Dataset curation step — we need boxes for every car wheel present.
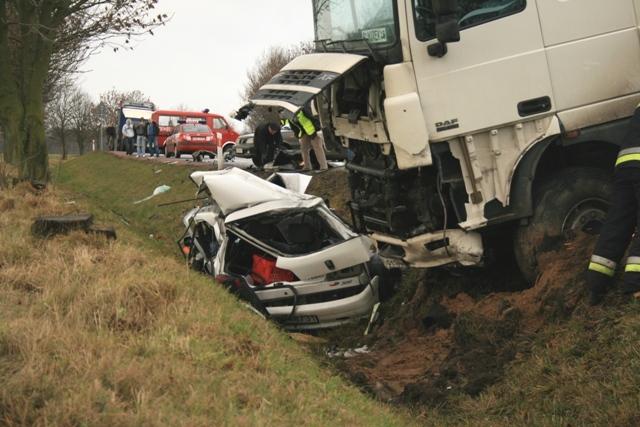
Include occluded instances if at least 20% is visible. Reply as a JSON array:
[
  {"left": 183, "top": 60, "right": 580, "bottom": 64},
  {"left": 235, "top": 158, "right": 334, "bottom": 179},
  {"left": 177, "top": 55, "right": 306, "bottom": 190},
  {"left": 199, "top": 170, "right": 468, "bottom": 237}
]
[
  {"left": 223, "top": 144, "right": 235, "bottom": 161},
  {"left": 513, "top": 167, "right": 612, "bottom": 283}
]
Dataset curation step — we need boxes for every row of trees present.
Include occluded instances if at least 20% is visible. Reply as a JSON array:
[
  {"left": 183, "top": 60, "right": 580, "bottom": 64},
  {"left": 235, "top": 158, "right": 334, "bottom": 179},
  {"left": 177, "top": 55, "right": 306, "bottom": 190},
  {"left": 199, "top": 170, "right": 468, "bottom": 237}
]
[{"left": 0, "top": 0, "right": 165, "bottom": 182}]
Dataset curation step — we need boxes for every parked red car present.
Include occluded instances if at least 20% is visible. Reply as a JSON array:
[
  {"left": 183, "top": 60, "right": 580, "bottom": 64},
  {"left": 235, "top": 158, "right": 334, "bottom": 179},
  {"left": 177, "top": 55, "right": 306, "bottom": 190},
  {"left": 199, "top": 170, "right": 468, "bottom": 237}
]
[
  {"left": 164, "top": 123, "right": 218, "bottom": 158},
  {"left": 152, "top": 110, "right": 239, "bottom": 151}
]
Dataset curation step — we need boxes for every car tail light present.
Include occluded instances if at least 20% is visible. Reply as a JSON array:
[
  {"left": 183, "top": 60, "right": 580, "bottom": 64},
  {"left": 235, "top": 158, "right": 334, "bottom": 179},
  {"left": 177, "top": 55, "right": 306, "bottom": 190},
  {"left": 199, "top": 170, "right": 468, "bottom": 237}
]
[
  {"left": 250, "top": 254, "right": 298, "bottom": 285},
  {"left": 184, "top": 134, "right": 192, "bottom": 142},
  {"left": 205, "top": 136, "right": 213, "bottom": 142}
]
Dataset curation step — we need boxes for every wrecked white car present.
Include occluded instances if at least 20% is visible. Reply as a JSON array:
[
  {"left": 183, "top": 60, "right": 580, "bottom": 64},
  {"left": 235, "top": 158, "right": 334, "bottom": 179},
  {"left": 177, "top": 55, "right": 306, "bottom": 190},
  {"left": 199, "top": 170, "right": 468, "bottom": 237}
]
[{"left": 179, "top": 167, "right": 381, "bottom": 330}]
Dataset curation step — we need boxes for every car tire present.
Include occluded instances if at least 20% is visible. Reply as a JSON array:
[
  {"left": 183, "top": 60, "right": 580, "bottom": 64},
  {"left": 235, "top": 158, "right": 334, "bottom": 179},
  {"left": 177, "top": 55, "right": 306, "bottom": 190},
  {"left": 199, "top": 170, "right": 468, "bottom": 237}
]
[
  {"left": 513, "top": 167, "right": 612, "bottom": 283},
  {"left": 223, "top": 144, "right": 235, "bottom": 161}
]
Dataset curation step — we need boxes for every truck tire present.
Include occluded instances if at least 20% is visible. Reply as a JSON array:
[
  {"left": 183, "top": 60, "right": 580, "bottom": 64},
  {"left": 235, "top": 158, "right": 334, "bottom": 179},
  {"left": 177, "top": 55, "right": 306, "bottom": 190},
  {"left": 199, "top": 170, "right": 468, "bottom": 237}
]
[{"left": 513, "top": 167, "right": 612, "bottom": 283}]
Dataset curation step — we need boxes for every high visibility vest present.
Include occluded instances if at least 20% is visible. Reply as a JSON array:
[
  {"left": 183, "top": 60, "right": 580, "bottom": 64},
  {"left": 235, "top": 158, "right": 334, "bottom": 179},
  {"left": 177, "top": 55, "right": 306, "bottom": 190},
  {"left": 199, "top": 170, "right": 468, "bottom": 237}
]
[
  {"left": 295, "top": 110, "right": 316, "bottom": 136},
  {"left": 281, "top": 118, "right": 304, "bottom": 138}
]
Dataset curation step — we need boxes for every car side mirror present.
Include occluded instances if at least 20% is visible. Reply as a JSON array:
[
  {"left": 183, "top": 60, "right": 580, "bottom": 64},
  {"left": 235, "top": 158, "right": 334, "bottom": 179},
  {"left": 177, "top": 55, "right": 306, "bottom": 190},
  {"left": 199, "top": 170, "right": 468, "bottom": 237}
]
[{"left": 428, "top": 0, "right": 460, "bottom": 58}]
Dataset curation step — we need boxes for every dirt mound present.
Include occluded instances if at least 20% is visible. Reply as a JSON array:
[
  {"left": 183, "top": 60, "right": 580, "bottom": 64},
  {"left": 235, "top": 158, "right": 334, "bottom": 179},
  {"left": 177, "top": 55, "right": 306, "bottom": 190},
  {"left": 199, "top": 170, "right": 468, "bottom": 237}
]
[
  {"left": 306, "top": 168, "right": 351, "bottom": 220},
  {"left": 344, "top": 234, "right": 595, "bottom": 405}
]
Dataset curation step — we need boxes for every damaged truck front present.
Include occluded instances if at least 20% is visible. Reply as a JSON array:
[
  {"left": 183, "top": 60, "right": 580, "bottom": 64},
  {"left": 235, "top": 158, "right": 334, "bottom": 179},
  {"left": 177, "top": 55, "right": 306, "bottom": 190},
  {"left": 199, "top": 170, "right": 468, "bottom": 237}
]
[{"left": 252, "top": 0, "right": 640, "bottom": 281}]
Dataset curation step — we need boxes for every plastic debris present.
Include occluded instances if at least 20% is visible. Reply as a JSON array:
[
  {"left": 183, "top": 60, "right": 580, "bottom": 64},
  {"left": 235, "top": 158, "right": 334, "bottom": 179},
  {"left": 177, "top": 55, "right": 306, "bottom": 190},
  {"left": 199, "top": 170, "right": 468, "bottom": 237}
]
[
  {"left": 133, "top": 185, "right": 171, "bottom": 204},
  {"left": 326, "top": 345, "right": 370, "bottom": 359}
]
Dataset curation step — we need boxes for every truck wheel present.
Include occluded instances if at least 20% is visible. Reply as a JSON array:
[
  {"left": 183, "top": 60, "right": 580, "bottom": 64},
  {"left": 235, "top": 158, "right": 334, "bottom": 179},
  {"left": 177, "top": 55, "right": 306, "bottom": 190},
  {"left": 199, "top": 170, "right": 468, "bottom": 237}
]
[{"left": 513, "top": 167, "right": 612, "bottom": 283}]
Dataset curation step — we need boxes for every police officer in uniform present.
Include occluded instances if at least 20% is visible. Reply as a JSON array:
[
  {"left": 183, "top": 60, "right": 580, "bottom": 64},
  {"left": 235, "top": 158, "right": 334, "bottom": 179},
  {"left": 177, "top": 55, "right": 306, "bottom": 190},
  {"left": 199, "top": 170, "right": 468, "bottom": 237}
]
[{"left": 587, "top": 107, "right": 640, "bottom": 304}]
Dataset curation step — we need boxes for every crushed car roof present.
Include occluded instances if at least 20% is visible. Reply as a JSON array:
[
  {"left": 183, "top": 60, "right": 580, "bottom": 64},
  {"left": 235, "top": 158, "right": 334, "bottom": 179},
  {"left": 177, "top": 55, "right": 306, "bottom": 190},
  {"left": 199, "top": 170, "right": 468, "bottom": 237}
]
[{"left": 190, "top": 168, "right": 321, "bottom": 219}]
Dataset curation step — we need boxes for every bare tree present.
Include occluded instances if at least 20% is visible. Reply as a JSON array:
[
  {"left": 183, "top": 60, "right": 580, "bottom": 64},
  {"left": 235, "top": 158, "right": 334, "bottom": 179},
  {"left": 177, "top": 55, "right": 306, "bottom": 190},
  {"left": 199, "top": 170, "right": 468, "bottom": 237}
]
[
  {"left": 240, "top": 43, "right": 314, "bottom": 129},
  {"left": 46, "top": 79, "right": 76, "bottom": 160},
  {"left": 69, "top": 90, "right": 94, "bottom": 155},
  {"left": 0, "top": 0, "right": 166, "bottom": 182},
  {"left": 173, "top": 103, "right": 192, "bottom": 112}
]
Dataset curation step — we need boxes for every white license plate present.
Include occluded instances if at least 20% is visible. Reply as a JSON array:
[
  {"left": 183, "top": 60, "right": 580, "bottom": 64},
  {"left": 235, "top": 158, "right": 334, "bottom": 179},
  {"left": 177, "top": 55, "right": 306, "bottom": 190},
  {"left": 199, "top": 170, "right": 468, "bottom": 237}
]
[{"left": 281, "top": 315, "right": 319, "bottom": 325}]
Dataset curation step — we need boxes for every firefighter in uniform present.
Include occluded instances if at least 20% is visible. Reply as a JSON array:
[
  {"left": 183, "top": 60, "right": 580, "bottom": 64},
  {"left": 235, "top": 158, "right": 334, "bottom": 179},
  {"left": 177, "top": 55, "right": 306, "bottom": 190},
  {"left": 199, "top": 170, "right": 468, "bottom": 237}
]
[{"left": 587, "top": 107, "right": 640, "bottom": 304}]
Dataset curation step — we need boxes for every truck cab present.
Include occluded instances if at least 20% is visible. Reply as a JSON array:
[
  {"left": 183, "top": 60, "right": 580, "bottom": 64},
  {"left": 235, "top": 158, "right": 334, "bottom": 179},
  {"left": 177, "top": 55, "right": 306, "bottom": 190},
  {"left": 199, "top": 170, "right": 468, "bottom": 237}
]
[{"left": 252, "top": 0, "right": 640, "bottom": 281}]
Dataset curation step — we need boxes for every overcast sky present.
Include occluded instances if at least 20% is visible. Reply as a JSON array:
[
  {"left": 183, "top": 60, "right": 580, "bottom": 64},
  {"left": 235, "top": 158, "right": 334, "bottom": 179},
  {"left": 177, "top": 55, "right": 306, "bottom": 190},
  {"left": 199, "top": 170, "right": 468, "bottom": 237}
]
[{"left": 79, "top": 0, "right": 314, "bottom": 116}]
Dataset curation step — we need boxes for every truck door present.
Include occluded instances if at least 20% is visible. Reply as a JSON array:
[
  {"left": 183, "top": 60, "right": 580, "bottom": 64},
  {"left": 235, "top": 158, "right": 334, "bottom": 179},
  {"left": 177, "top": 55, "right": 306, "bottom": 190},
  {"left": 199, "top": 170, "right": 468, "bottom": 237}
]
[
  {"left": 408, "top": 0, "right": 555, "bottom": 139},
  {"left": 537, "top": 0, "right": 640, "bottom": 131}
]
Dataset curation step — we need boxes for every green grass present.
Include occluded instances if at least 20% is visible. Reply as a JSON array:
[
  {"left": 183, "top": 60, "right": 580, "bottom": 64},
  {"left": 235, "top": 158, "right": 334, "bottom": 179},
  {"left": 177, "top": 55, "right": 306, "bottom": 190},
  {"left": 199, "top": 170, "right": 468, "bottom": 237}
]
[{"left": 0, "top": 154, "right": 411, "bottom": 426}]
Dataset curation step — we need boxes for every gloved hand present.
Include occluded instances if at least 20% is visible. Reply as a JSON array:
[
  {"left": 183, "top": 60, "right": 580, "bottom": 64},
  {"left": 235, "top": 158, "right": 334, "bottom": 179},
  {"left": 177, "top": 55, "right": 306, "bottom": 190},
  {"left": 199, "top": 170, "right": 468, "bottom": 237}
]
[{"left": 233, "top": 103, "right": 255, "bottom": 121}]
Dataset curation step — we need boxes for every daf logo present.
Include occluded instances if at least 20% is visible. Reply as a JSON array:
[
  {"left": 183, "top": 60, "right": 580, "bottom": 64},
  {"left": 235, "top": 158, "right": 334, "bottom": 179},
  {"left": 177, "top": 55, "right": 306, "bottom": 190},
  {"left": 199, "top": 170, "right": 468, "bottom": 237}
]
[
  {"left": 317, "top": 73, "right": 335, "bottom": 81},
  {"left": 436, "top": 118, "right": 460, "bottom": 132}
]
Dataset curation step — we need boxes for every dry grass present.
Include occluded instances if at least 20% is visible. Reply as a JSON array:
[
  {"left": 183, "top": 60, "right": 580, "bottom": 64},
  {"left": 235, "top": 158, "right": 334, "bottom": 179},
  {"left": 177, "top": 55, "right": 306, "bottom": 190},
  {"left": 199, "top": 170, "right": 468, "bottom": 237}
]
[{"left": 0, "top": 182, "right": 409, "bottom": 426}]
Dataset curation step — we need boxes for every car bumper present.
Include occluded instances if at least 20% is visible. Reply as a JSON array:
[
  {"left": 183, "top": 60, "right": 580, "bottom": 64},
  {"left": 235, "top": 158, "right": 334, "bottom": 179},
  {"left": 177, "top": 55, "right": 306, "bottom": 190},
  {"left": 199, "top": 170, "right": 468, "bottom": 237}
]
[
  {"left": 373, "top": 230, "right": 484, "bottom": 269},
  {"left": 234, "top": 145, "right": 254, "bottom": 158},
  {"left": 178, "top": 143, "right": 218, "bottom": 153},
  {"left": 264, "top": 276, "right": 379, "bottom": 330}
]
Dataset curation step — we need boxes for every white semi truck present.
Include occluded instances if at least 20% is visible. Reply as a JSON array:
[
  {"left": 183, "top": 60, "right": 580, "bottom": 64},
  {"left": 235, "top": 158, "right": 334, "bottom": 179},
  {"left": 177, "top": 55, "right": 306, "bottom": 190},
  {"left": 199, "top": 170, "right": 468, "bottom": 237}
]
[{"left": 251, "top": 0, "right": 640, "bottom": 281}]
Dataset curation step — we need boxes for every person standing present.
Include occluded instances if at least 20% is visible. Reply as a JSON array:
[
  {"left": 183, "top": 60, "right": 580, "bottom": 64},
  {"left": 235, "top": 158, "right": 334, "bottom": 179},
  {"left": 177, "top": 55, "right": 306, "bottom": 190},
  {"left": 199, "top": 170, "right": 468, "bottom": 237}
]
[
  {"left": 134, "top": 119, "right": 147, "bottom": 157},
  {"left": 122, "top": 119, "right": 135, "bottom": 155},
  {"left": 586, "top": 107, "right": 640, "bottom": 304},
  {"left": 147, "top": 120, "right": 160, "bottom": 157},
  {"left": 293, "top": 102, "right": 328, "bottom": 172},
  {"left": 252, "top": 122, "right": 281, "bottom": 169},
  {"left": 106, "top": 125, "right": 116, "bottom": 151}
]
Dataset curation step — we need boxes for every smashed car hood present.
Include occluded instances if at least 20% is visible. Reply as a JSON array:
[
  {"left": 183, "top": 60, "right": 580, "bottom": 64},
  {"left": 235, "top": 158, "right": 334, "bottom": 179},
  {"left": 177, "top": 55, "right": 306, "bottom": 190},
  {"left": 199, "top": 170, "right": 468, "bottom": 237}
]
[
  {"left": 190, "top": 168, "right": 321, "bottom": 218},
  {"left": 251, "top": 53, "right": 367, "bottom": 114},
  {"left": 266, "top": 172, "right": 313, "bottom": 194}
]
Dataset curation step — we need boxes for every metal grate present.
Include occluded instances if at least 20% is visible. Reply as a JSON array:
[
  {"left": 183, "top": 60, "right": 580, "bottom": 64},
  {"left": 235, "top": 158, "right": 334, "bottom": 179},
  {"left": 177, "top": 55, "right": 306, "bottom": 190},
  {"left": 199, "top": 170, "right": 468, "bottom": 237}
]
[
  {"left": 258, "top": 89, "right": 299, "bottom": 101},
  {"left": 271, "top": 70, "right": 322, "bottom": 86}
]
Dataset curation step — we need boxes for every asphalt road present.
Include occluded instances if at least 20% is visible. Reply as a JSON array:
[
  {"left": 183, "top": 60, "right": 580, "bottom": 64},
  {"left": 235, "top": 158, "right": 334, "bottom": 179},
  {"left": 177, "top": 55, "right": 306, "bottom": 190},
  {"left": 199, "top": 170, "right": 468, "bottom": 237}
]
[{"left": 110, "top": 150, "right": 255, "bottom": 170}]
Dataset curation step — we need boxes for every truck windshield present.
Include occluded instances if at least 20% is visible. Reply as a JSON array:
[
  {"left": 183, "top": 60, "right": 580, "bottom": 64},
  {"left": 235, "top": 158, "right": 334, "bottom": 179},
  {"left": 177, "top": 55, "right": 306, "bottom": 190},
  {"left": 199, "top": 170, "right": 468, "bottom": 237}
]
[{"left": 314, "top": 0, "right": 397, "bottom": 47}]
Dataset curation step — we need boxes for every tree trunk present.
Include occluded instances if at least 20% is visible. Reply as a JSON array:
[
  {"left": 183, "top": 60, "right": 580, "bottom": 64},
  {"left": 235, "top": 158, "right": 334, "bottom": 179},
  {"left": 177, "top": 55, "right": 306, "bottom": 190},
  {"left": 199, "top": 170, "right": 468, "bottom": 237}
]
[
  {"left": 76, "top": 130, "right": 85, "bottom": 155},
  {"left": 0, "top": 0, "right": 20, "bottom": 165},
  {"left": 14, "top": 5, "right": 53, "bottom": 182},
  {"left": 60, "top": 132, "right": 67, "bottom": 160}
]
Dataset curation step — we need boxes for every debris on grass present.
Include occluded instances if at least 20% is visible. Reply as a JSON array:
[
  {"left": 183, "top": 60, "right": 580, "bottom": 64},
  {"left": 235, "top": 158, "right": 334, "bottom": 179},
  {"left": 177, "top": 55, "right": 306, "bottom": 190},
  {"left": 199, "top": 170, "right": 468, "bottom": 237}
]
[
  {"left": 31, "top": 214, "right": 116, "bottom": 240},
  {"left": 133, "top": 184, "right": 171, "bottom": 204}
]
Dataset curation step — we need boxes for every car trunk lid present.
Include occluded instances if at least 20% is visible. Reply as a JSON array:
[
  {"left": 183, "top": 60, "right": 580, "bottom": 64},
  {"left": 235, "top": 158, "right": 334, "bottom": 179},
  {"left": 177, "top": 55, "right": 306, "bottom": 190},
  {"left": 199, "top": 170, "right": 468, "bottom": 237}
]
[{"left": 190, "top": 168, "right": 319, "bottom": 216}]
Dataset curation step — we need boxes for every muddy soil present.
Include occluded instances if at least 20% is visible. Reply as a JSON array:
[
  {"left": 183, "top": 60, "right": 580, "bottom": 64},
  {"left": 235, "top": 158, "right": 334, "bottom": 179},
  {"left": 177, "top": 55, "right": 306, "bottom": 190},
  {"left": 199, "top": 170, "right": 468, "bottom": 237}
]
[
  {"left": 300, "top": 168, "right": 597, "bottom": 407},
  {"left": 336, "top": 235, "right": 594, "bottom": 406}
]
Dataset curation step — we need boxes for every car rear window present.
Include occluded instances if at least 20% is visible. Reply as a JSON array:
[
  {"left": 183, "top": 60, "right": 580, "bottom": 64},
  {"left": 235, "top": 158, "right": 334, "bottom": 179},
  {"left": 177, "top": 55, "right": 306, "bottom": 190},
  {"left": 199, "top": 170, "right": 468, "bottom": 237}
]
[{"left": 182, "top": 124, "right": 211, "bottom": 133}]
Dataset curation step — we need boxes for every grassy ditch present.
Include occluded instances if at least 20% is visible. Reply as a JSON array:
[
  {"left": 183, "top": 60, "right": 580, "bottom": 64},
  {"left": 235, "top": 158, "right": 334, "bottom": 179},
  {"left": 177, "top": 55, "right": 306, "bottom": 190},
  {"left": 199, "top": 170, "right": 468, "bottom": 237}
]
[
  {"left": 50, "top": 153, "right": 640, "bottom": 425},
  {"left": 0, "top": 155, "right": 410, "bottom": 426}
]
